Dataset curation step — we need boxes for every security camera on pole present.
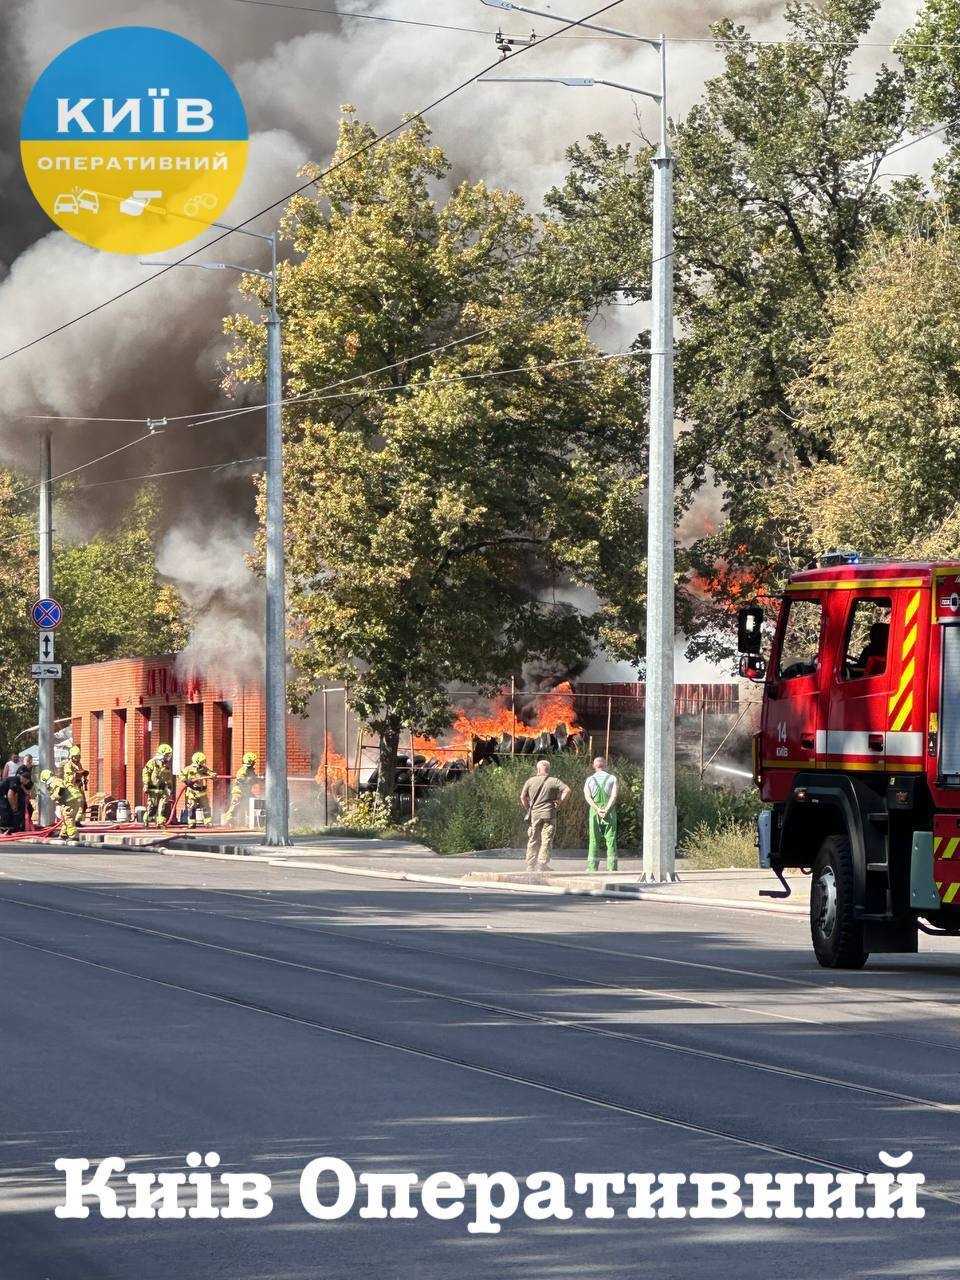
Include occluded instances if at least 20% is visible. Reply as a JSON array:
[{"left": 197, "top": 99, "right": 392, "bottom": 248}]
[{"left": 479, "top": 3, "right": 678, "bottom": 882}]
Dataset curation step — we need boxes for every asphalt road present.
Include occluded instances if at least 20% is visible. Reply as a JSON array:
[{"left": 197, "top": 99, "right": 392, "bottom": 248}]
[{"left": 4, "top": 848, "right": 960, "bottom": 1279}]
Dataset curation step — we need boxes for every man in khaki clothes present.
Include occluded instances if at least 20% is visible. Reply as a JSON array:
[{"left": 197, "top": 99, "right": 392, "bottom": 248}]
[{"left": 519, "top": 760, "right": 571, "bottom": 874}]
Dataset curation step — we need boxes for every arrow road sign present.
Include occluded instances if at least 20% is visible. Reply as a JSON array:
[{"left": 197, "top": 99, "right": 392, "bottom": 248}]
[
  {"left": 39, "top": 631, "right": 55, "bottom": 661},
  {"left": 30, "top": 662, "right": 62, "bottom": 680},
  {"left": 31, "top": 598, "right": 62, "bottom": 630}
]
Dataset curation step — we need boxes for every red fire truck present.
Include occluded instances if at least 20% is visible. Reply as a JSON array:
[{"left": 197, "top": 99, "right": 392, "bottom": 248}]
[{"left": 739, "top": 553, "right": 960, "bottom": 968}]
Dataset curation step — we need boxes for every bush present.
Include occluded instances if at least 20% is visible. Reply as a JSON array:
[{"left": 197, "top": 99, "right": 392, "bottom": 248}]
[
  {"left": 412, "top": 754, "right": 760, "bottom": 856},
  {"left": 679, "top": 819, "right": 757, "bottom": 868},
  {"left": 334, "top": 792, "right": 393, "bottom": 834}
]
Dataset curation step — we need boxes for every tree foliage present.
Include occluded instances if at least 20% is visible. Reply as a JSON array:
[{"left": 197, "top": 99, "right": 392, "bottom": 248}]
[
  {"left": 224, "top": 111, "right": 647, "bottom": 795},
  {"left": 0, "top": 482, "right": 188, "bottom": 751},
  {"left": 541, "top": 0, "right": 926, "bottom": 653}
]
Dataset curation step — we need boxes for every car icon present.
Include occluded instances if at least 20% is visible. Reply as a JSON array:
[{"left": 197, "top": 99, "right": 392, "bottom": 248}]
[
  {"left": 76, "top": 190, "right": 100, "bottom": 213},
  {"left": 53, "top": 193, "right": 79, "bottom": 215}
]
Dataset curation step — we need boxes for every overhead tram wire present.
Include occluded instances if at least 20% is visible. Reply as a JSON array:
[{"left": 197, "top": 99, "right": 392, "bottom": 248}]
[
  {"left": 6, "top": 343, "right": 650, "bottom": 505},
  {"left": 0, "top": 0, "right": 627, "bottom": 370},
  {"left": 177, "top": 347, "right": 653, "bottom": 432},
  {"left": 222, "top": 1, "right": 960, "bottom": 50},
  {"left": 0, "top": 457, "right": 267, "bottom": 551},
  {"left": 26, "top": 239, "right": 684, "bottom": 432}
]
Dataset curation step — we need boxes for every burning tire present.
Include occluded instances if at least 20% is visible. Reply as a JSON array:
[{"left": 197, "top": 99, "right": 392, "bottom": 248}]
[{"left": 810, "top": 834, "right": 868, "bottom": 969}]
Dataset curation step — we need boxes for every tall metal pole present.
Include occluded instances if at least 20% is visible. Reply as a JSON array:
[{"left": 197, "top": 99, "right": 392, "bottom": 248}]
[
  {"left": 264, "top": 233, "right": 290, "bottom": 845},
  {"left": 641, "top": 35, "right": 677, "bottom": 883},
  {"left": 38, "top": 433, "right": 54, "bottom": 824},
  {"left": 322, "top": 686, "right": 329, "bottom": 826}
]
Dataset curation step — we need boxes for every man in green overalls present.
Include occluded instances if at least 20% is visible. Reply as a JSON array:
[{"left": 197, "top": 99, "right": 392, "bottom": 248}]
[{"left": 584, "top": 756, "right": 619, "bottom": 872}]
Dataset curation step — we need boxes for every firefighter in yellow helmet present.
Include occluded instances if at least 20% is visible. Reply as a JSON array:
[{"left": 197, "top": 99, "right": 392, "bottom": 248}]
[
  {"left": 40, "top": 768, "right": 82, "bottom": 841},
  {"left": 223, "top": 751, "right": 258, "bottom": 827},
  {"left": 179, "top": 750, "right": 215, "bottom": 828},
  {"left": 62, "top": 745, "right": 89, "bottom": 822},
  {"left": 142, "top": 744, "right": 174, "bottom": 827}
]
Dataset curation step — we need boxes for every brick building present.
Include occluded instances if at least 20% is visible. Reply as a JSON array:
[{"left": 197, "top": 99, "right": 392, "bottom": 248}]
[{"left": 70, "top": 656, "right": 312, "bottom": 813}]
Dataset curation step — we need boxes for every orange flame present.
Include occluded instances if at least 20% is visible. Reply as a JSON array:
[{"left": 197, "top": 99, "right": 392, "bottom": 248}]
[
  {"left": 411, "top": 734, "right": 465, "bottom": 763},
  {"left": 315, "top": 733, "right": 348, "bottom": 788},
  {"left": 449, "top": 682, "right": 581, "bottom": 748},
  {"left": 531, "top": 681, "right": 578, "bottom": 734}
]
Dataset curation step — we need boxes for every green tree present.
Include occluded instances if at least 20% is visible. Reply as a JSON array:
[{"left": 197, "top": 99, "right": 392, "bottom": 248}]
[
  {"left": 55, "top": 486, "right": 189, "bottom": 675},
  {"left": 796, "top": 223, "right": 960, "bottom": 556},
  {"left": 540, "top": 0, "right": 924, "bottom": 650},
  {"left": 0, "top": 472, "right": 41, "bottom": 750},
  {"left": 899, "top": 0, "right": 960, "bottom": 139},
  {"left": 0, "top": 481, "right": 188, "bottom": 752},
  {"left": 224, "top": 111, "right": 647, "bottom": 799}
]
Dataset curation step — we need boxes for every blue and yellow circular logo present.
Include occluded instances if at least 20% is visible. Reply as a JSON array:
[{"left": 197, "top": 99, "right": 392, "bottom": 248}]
[{"left": 21, "top": 26, "right": 249, "bottom": 255}]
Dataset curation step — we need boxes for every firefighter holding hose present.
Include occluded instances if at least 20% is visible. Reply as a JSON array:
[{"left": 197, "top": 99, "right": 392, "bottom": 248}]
[
  {"left": 39, "top": 768, "right": 82, "bottom": 842},
  {"left": 142, "top": 744, "right": 174, "bottom": 827},
  {"left": 179, "top": 751, "right": 215, "bottom": 827},
  {"left": 62, "top": 745, "right": 89, "bottom": 821},
  {"left": 223, "top": 752, "right": 258, "bottom": 827}
]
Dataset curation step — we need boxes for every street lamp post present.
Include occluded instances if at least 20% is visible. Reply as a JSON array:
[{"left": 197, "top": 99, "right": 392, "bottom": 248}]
[
  {"left": 480, "top": 13, "right": 677, "bottom": 881},
  {"left": 141, "top": 226, "right": 290, "bottom": 845}
]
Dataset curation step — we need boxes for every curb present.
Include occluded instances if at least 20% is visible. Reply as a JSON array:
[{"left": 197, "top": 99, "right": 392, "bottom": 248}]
[{"left": 155, "top": 845, "right": 809, "bottom": 914}]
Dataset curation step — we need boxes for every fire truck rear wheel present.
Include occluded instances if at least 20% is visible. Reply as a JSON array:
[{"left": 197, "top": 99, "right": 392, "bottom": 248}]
[{"left": 811, "top": 834, "right": 868, "bottom": 969}]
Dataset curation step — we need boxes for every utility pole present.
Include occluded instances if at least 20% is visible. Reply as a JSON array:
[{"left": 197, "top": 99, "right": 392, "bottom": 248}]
[
  {"left": 264, "top": 231, "right": 290, "bottom": 845},
  {"left": 479, "top": 16, "right": 678, "bottom": 880},
  {"left": 38, "top": 433, "right": 54, "bottom": 824},
  {"left": 140, "top": 222, "right": 291, "bottom": 846},
  {"left": 641, "top": 35, "right": 678, "bottom": 883}
]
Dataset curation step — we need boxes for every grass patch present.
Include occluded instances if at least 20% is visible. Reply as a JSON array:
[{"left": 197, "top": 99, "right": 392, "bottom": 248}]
[
  {"left": 412, "top": 754, "right": 762, "bottom": 856},
  {"left": 679, "top": 819, "right": 758, "bottom": 869}
]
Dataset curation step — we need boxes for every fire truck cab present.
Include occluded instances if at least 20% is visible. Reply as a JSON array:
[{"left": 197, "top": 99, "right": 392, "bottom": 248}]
[{"left": 740, "top": 554, "right": 960, "bottom": 968}]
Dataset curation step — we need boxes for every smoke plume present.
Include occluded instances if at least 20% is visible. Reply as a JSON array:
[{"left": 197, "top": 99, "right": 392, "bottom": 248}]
[
  {"left": 156, "top": 519, "right": 265, "bottom": 683},
  {"left": 0, "top": 0, "right": 930, "bottom": 680}
]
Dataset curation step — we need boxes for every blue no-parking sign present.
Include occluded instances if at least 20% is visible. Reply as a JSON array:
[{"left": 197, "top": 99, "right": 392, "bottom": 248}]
[{"left": 31, "top": 597, "right": 62, "bottom": 630}]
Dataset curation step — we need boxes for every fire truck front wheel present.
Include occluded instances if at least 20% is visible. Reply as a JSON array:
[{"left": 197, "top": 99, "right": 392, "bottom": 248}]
[{"left": 811, "top": 834, "right": 868, "bottom": 969}]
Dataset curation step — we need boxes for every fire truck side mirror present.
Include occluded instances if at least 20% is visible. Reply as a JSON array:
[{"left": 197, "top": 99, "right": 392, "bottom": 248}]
[
  {"left": 739, "top": 653, "right": 767, "bottom": 682},
  {"left": 737, "top": 604, "right": 765, "bottom": 655}
]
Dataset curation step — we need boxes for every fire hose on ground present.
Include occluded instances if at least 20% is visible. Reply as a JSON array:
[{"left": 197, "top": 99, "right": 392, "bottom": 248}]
[{"left": 0, "top": 776, "right": 256, "bottom": 843}]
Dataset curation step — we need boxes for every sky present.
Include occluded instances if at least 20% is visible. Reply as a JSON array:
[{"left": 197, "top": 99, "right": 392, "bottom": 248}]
[{"left": 0, "top": 0, "right": 940, "bottom": 682}]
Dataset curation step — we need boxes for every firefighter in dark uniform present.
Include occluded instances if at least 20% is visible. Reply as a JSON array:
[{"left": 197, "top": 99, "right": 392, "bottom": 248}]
[
  {"left": 0, "top": 768, "right": 27, "bottom": 833},
  {"left": 223, "top": 752, "right": 258, "bottom": 826},
  {"left": 179, "top": 751, "right": 215, "bottom": 827}
]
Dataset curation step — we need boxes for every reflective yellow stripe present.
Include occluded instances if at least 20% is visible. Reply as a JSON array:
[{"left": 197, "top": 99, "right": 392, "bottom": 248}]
[
  {"left": 901, "top": 625, "right": 917, "bottom": 660},
  {"left": 904, "top": 591, "right": 921, "bottom": 626},
  {"left": 888, "top": 658, "right": 916, "bottom": 714},
  {"left": 944, "top": 882, "right": 960, "bottom": 904},
  {"left": 934, "top": 836, "right": 944, "bottom": 854},
  {"left": 783, "top": 578, "right": 926, "bottom": 591},
  {"left": 937, "top": 881, "right": 944, "bottom": 893},
  {"left": 891, "top": 693, "right": 914, "bottom": 733},
  {"left": 943, "top": 837, "right": 960, "bottom": 860}
]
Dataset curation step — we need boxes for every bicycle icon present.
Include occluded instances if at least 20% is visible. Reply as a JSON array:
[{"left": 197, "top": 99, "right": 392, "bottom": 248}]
[{"left": 183, "top": 193, "right": 219, "bottom": 219}]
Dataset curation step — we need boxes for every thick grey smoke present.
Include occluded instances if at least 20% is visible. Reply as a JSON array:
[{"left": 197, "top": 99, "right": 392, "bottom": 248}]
[
  {"left": 0, "top": 0, "right": 932, "bottom": 680},
  {"left": 156, "top": 519, "right": 265, "bottom": 682}
]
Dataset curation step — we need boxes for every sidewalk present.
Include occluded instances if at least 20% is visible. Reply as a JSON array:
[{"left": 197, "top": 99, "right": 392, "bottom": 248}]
[{"left": 143, "top": 831, "right": 809, "bottom": 916}]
